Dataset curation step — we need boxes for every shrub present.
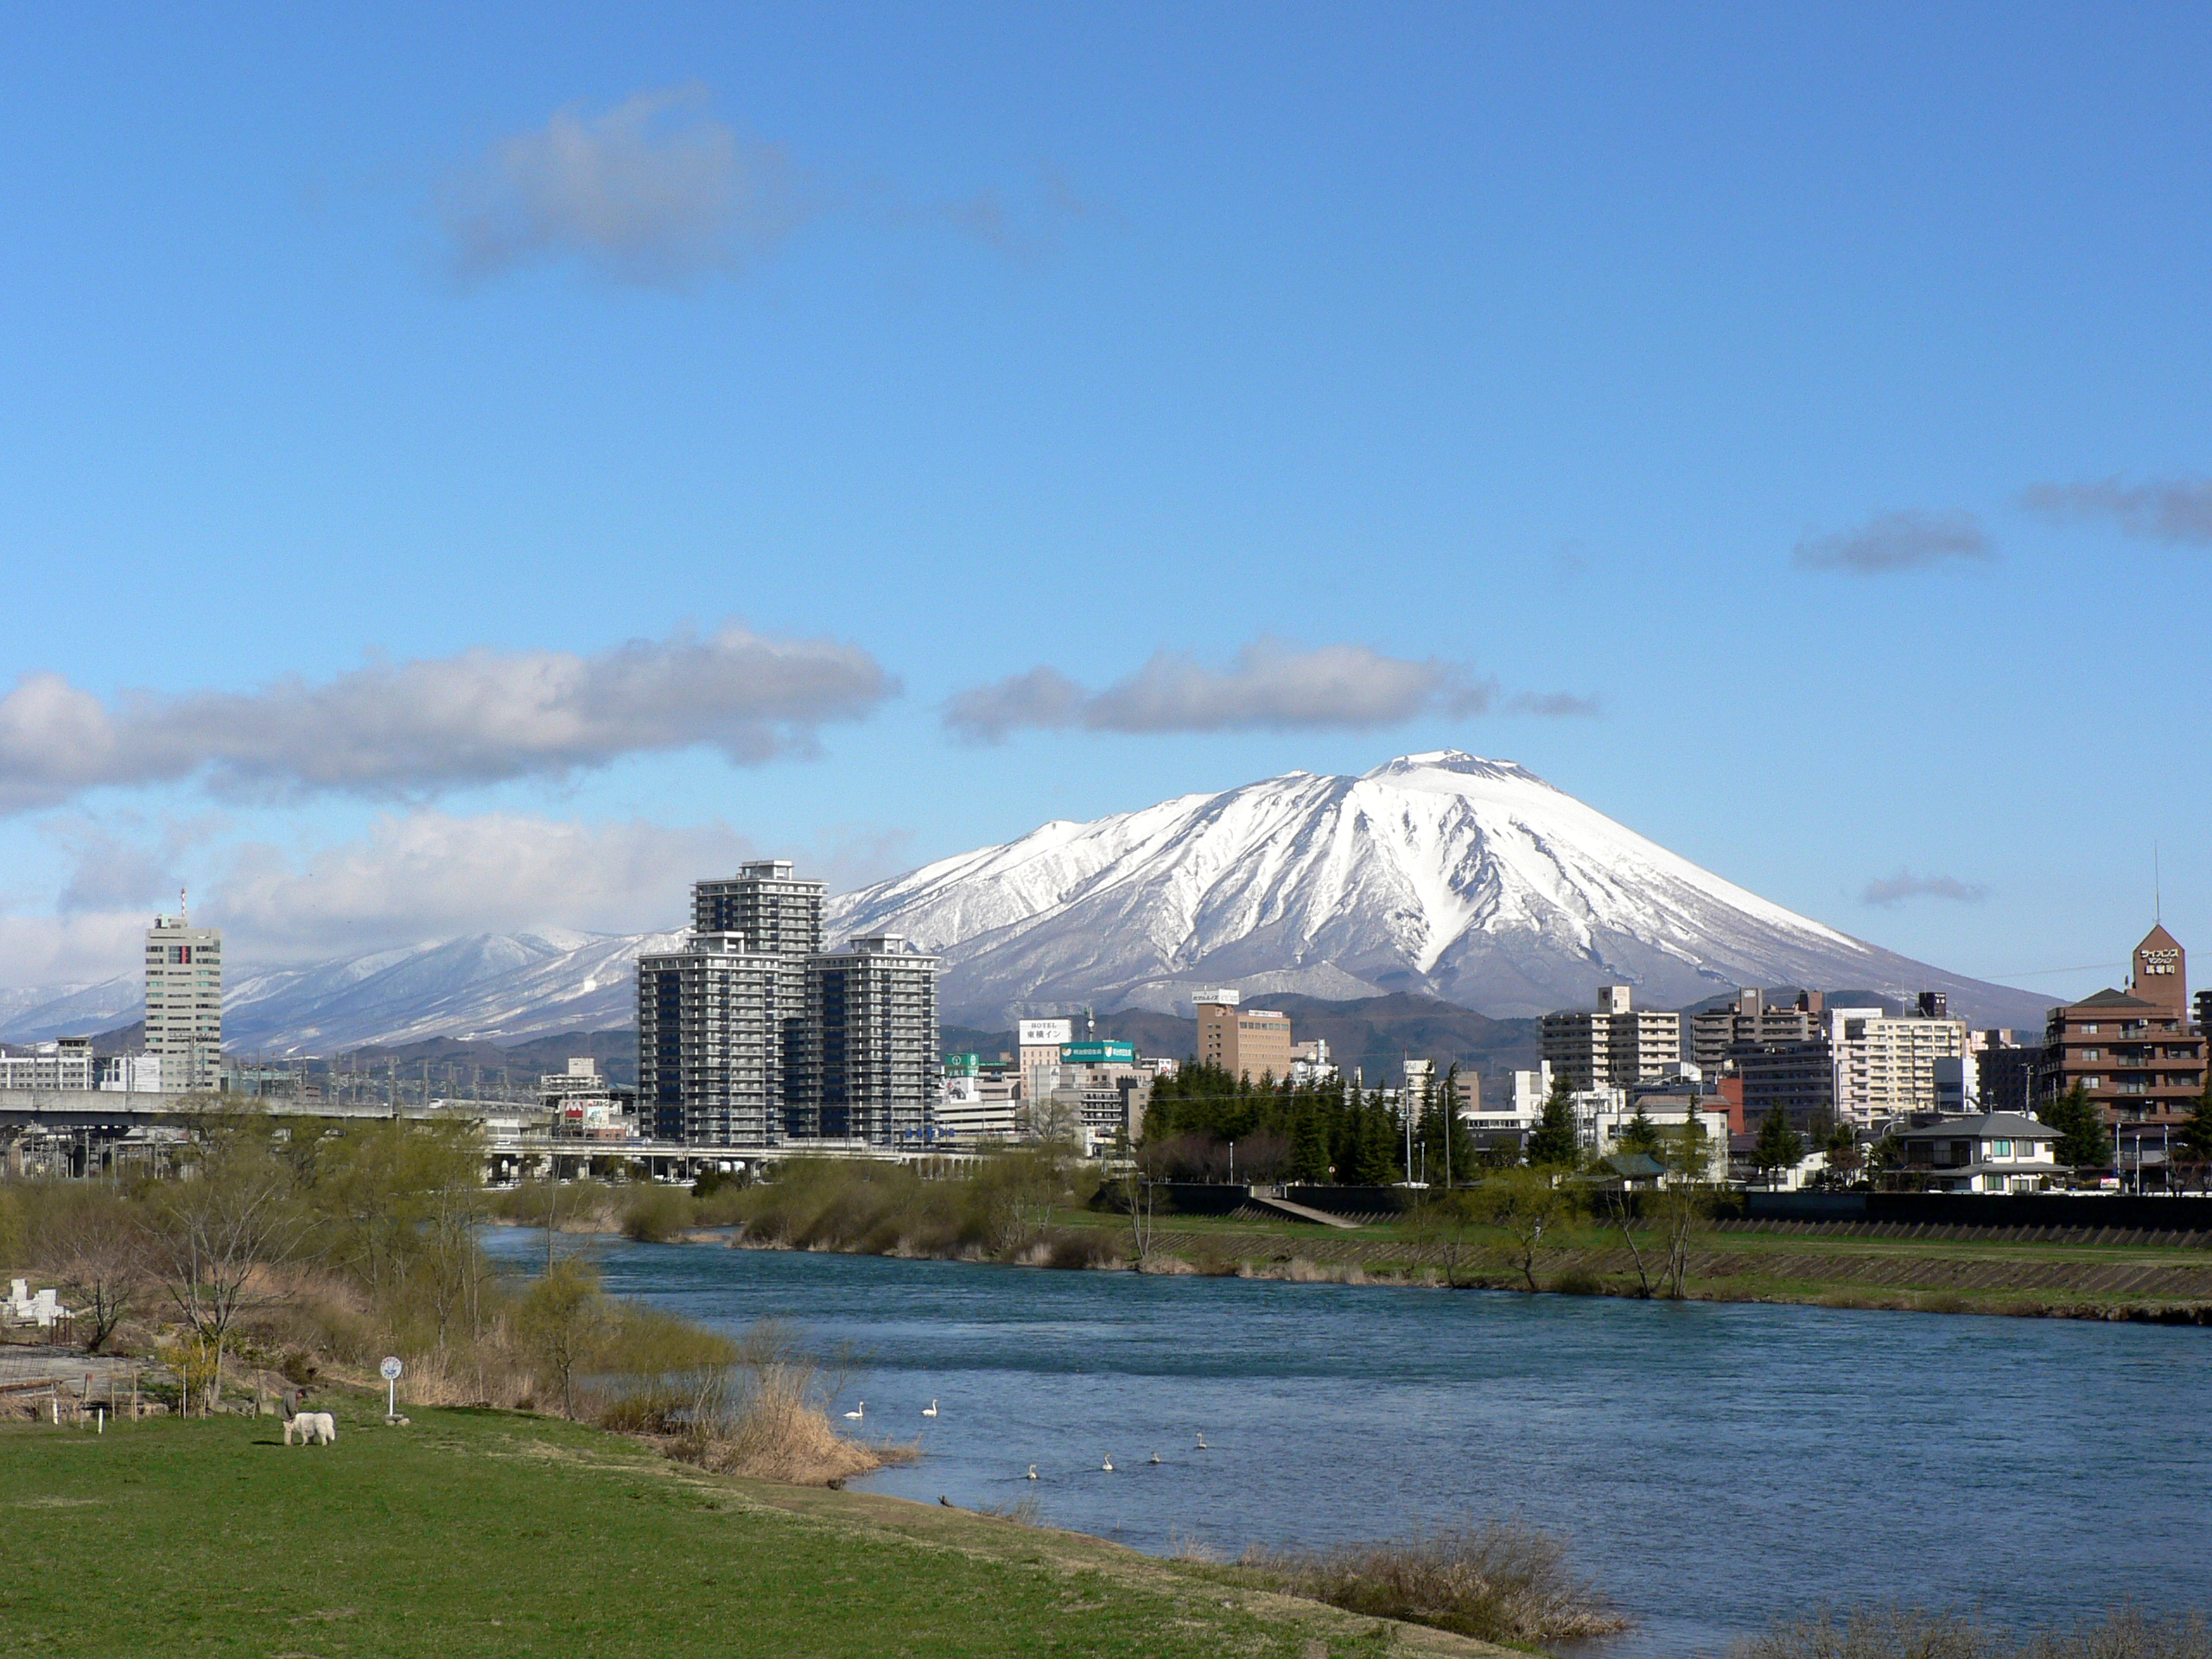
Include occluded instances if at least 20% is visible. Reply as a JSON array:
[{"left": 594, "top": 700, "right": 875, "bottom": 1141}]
[
  {"left": 621, "top": 1185, "right": 692, "bottom": 1243},
  {"left": 1549, "top": 1267, "right": 1602, "bottom": 1296},
  {"left": 1245, "top": 1520, "right": 1625, "bottom": 1645},
  {"left": 658, "top": 1321, "right": 915, "bottom": 1487},
  {"left": 1042, "top": 1230, "right": 1123, "bottom": 1271}
]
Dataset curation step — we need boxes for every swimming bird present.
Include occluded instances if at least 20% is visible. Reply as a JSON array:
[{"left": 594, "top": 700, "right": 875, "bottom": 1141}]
[
  {"left": 1148, "top": 1452, "right": 1162, "bottom": 1465},
  {"left": 923, "top": 1399, "right": 938, "bottom": 1418},
  {"left": 1026, "top": 1464, "right": 1038, "bottom": 1480},
  {"left": 1102, "top": 1456, "right": 1115, "bottom": 1472},
  {"left": 1194, "top": 1433, "right": 1208, "bottom": 1449},
  {"left": 843, "top": 1401, "right": 864, "bottom": 1421}
]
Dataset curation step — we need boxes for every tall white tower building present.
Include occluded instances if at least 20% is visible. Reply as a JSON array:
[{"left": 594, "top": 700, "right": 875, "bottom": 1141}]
[{"left": 146, "top": 905, "right": 222, "bottom": 1093}]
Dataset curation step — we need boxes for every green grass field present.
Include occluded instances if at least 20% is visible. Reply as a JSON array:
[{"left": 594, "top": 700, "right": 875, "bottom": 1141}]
[{"left": 0, "top": 1402, "right": 1491, "bottom": 1659}]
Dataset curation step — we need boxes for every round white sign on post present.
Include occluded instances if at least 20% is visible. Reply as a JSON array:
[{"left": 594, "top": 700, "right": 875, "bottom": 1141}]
[{"left": 380, "top": 1357, "right": 404, "bottom": 1382}]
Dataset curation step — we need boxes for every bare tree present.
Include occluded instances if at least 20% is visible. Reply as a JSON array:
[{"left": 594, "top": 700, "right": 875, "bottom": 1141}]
[
  {"left": 1409, "top": 1188, "right": 1481, "bottom": 1288},
  {"left": 1479, "top": 1168, "right": 1576, "bottom": 1293},
  {"left": 1117, "top": 1139, "right": 1170, "bottom": 1268},
  {"left": 151, "top": 1130, "right": 306, "bottom": 1410},
  {"left": 517, "top": 1255, "right": 608, "bottom": 1419},
  {"left": 42, "top": 1193, "right": 149, "bottom": 1353}
]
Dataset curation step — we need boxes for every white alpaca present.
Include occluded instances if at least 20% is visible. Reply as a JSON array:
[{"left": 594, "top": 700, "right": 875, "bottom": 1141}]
[{"left": 284, "top": 1410, "right": 337, "bottom": 1446}]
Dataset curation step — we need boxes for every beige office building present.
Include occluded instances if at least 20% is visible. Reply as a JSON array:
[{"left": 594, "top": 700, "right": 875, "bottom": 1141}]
[
  {"left": 146, "top": 913, "right": 222, "bottom": 1093},
  {"left": 1194, "top": 989, "right": 1294, "bottom": 1083}
]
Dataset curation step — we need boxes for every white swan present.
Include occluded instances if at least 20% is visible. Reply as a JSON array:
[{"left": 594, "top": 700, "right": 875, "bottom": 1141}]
[
  {"left": 1148, "top": 1452, "right": 1161, "bottom": 1465},
  {"left": 1102, "top": 1455, "right": 1115, "bottom": 1472},
  {"left": 922, "top": 1399, "right": 938, "bottom": 1418},
  {"left": 842, "top": 1401, "right": 864, "bottom": 1421},
  {"left": 1026, "top": 1464, "right": 1039, "bottom": 1480},
  {"left": 1194, "top": 1433, "right": 1208, "bottom": 1449}
]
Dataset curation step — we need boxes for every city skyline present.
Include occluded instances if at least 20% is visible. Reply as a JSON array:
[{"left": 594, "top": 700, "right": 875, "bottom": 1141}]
[{"left": 3, "top": 7, "right": 2209, "bottom": 1001}]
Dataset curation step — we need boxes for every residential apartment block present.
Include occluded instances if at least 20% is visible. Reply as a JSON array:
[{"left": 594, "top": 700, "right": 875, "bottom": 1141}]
[
  {"left": 635, "top": 931, "right": 791, "bottom": 1146},
  {"left": 1541, "top": 985, "right": 1681, "bottom": 1090},
  {"left": 638, "top": 866, "right": 939, "bottom": 1149},
  {"left": 794, "top": 934, "right": 940, "bottom": 1145},
  {"left": 1832, "top": 1010, "right": 1970, "bottom": 1126},
  {"left": 2040, "top": 925, "right": 2205, "bottom": 1126}
]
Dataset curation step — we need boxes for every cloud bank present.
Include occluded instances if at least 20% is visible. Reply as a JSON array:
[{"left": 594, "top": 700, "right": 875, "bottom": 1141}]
[
  {"left": 944, "top": 640, "right": 1502, "bottom": 743},
  {"left": 1860, "top": 868, "right": 1989, "bottom": 907},
  {"left": 0, "top": 624, "right": 894, "bottom": 812},
  {"left": 441, "top": 86, "right": 812, "bottom": 287},
  {"left": 2018, "top": 476, "right": 2212, "bottom": 544},
  {"left": 1794, "top": 511, "right": 1993, "bottom": 574}
]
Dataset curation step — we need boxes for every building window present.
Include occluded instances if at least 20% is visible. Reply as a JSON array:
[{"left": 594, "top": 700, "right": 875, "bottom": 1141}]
[
  {"left": 1991, "top": 1139, "right": 2012, "bottom": 1157},
  {"left": 2081, "top": 1049, "right": 2101, "bottom": 1061}
]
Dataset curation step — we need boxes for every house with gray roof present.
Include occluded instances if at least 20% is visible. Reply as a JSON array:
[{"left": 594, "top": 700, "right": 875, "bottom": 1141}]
[{"left": 1895, "top": 1111, "right": 2064, "bottom": 1193}]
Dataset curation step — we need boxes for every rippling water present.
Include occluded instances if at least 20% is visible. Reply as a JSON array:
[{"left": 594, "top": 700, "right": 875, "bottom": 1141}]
[{"left": 490, "top": 1231, "right": 2211, "bottom": 1654}]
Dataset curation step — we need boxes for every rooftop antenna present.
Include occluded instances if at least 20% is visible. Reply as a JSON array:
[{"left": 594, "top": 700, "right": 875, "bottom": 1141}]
[
  {"left": 179, "top": 886, "right": 188, "bottom": 925},
  {"left": 2154, "top": 842, "right": 2161, "bottom": 925}
]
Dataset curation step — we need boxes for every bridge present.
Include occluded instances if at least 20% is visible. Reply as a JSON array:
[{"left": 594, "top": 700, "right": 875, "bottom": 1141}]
[{"left": 0, "top": 1090, "right": 989, "bottom": 1181}]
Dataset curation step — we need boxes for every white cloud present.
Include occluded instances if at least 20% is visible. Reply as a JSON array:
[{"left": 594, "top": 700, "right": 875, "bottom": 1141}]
[
  {"left": 1794, "top": 511, "right": 1993, "bottom": 574},
  {"left": 944, "top": 639, "right": 1495, "bottom": 743},
  {"left": 0, "top": 623, "right": 895, "bottom": 813},
  {"left": 2019, "top": 476, "right": 2212, "bottom": 544},
  {"left": 210, "top": 812, "right": 757, "bottom": 955},
  {"left": 440, "top": 86, "right": 812, "bottom": 287},
  {"left": 1, "top": 808, "right": 925, "bottom": 988},
  {"left": 1507, "top": 690, "right": 1600, "bottom": 718},
  {"left": 1861, "top": 868, "right": 1990, "bottom": 906}
]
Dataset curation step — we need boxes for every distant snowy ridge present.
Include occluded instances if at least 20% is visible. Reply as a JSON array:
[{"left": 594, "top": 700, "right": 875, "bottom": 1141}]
[{"left": 0, "top": 752, "right": 2048, "bottom": 1050}]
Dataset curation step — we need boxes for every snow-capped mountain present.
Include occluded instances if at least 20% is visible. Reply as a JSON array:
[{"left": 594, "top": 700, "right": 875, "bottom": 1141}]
[
  {"left": 0, "top": 752, "right": 2047, "bottom": 1051},
  {"left": 0, "top": 930, "right": 682, "bottom": 1055},
  {"left": 825, "top": 752, "right": 2048, "bottom": 1027}
]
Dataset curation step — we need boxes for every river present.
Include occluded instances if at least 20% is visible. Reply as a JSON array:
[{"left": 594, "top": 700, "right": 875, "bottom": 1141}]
[{"left": 492, "top": 1232, "right": 2211, "bottom": 1654}]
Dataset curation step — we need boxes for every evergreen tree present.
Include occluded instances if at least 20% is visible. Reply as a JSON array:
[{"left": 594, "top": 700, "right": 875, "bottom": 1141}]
[
  {"left": 2045, "top": 1084, "right": 2111, "bottom": 1172},
  {"left": 1751, "top": 1105, "right": 1804, "bottom": 1187},
  {"left": 1525, "top": 1071, "right": 1581, "bottom": 1168},
  {"left": 1349, "top": 1096, "right": 1402, "bottom": 1184},
  {"left": 1620, "top": 1103, "right": 1660, "bottom": 1155},
  {"left": 1287, "top": 1105, "right": 1332, "bottom": 1184}
]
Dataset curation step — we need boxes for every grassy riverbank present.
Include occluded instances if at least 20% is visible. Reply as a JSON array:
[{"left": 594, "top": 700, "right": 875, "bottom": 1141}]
[
  {"left": 1075, "top": 1211, "right": 2212, "bottom": 1319},
  {"left": 0, "top": 1399, "right": 1502, "bottom": 1659}
]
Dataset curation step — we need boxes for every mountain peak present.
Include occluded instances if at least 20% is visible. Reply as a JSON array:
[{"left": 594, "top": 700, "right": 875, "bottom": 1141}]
[{"left": 1360, "top": 750, "right": 1541, "bottom": 785}]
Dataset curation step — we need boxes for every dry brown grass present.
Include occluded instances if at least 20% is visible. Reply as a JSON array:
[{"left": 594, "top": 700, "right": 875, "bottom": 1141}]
[
  {"left": 615, "top": 1320, "right": 917, "bottom": 1489},
  {"left": 1243, "top": 1519, "right": 1627, "bottom": 1645},
  {"left": 1734, "top": 1605, "right": 2211, "bottom": 1659}
]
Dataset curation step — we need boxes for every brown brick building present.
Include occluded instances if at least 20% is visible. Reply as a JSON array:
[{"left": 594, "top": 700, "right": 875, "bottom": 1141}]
[{"left": 2041, "top": 925, "right": 2205, "bottom": 1127}]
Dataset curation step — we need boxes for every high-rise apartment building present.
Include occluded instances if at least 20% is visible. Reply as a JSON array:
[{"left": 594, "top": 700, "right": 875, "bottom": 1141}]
[
  {"left": 146, "top": 912, "right": 221, "bottom": 1093},
  {"left": 690, "top": 861, "right": 824, "bottom": 959},
  {"left": 634, "top": 931, "right": 789, "bottom": 1146},
  {"left": 1541, "top": 985, "right": 1681, "bottom": 1090},
  {"left": 1193, "top": 989, "right": 1294, "bottom": 1083},
  {"left": 794, "top": 934, "right": 940, "bottom": 1144},
  {"left": 636, "top": 862, "right": 830, "bottom": 1146}
]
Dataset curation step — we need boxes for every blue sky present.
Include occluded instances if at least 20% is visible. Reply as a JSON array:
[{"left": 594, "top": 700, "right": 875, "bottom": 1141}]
[{"left": 1, "top": 3, "right": 2206, "bottom": 1001}]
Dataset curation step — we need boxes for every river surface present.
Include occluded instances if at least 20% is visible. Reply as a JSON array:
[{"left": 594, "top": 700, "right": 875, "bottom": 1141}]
[{"left": 490, "top": 1232, "right": 2210, "bottom": 1654}]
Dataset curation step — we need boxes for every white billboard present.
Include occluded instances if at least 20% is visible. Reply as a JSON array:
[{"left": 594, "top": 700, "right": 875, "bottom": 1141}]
[{"left": 1018, "top": 1018, "right": 1073, "bottom": 1046}]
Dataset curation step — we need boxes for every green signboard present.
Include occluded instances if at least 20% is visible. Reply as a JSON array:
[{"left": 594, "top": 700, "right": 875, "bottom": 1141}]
[{"left": 1060, "top": 1040, "right": 1135, "bottom": 1065}]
